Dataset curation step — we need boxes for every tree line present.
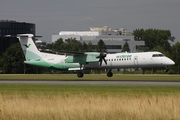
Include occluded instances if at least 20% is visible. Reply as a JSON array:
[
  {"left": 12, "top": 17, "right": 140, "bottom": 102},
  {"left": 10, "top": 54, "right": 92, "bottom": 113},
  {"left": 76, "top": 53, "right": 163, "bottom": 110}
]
[
  {"left": 0, "top": 28, "right": 179, "bottom": 74},
  {"left": 45, "top": 38, "right": 106, "bottom": 52}
]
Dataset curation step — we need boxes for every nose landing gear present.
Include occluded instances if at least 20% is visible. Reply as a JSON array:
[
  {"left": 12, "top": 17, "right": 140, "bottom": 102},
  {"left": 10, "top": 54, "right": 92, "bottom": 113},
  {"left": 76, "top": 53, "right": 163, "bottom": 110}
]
[{"left": 164, "top": 66, "right": 169, "bottom": 72}]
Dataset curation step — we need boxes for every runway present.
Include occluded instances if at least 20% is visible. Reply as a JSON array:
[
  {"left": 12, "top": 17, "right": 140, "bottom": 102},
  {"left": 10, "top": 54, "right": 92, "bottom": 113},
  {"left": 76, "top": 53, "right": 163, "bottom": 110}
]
[{"left": 0, "top": 80, "right": 180, "bottom": 86}]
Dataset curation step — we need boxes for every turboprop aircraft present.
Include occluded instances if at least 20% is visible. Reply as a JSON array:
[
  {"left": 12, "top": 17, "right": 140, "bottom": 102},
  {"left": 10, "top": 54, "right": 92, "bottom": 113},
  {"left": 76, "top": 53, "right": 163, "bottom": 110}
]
[{"left": 7, "top": 34, "right": 175, "bottom": 78}]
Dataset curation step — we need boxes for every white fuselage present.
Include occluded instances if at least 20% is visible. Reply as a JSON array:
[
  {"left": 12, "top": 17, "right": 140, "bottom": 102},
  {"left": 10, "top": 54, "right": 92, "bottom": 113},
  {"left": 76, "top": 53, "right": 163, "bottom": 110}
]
[
  {"left": 84, "top": 52, "right": 175, "bottom": 69},
  {"left": 26, "top": 51, "right": 174, "bottom": 70}
]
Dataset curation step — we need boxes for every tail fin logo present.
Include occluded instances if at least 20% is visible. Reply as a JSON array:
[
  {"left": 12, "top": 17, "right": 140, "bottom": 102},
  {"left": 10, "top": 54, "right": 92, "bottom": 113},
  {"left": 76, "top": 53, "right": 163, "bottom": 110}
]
[{"left": 23, "top": 44, "right": 31, "bottom": 48}]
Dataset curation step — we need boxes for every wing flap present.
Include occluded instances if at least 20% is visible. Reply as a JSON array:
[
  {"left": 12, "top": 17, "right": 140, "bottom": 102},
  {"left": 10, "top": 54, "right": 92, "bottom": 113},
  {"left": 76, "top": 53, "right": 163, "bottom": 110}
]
[{"left": 68, "top": 68, "right": 81, "bottom": 71}]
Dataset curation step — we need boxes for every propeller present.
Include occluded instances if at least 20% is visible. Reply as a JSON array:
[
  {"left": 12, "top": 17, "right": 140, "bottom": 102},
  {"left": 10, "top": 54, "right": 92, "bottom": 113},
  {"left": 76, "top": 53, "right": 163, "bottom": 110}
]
[{"left": 96, "top": 52, "right": 107, "bottom": 66}]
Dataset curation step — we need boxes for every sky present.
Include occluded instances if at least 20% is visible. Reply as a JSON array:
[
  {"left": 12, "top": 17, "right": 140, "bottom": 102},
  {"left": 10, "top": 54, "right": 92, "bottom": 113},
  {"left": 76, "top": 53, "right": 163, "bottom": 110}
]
[{"left": 0, "top": 0, "right": 180, "bottom": 44}]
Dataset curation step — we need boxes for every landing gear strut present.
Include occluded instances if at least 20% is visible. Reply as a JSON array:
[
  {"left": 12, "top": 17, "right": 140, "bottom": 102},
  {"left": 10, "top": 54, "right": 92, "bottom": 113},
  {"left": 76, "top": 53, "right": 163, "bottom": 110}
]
[
  {"left": 164, "top": 66, "right": 169, "bottom": 72},
  {"left": 77, "top": 64, "right": 84, "bottom": 78},
  {"left": 77, "top": 71, "right": 84, "bottom": 78},
  {"left": 107, "top": 70, "right": 113, "bottom": 77}
]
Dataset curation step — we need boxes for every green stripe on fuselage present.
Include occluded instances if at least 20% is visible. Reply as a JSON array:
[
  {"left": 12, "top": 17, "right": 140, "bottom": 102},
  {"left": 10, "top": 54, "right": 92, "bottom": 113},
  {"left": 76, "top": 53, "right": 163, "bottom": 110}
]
[{"left": 24, "top": 60, "right": 80, "bottom": 70}]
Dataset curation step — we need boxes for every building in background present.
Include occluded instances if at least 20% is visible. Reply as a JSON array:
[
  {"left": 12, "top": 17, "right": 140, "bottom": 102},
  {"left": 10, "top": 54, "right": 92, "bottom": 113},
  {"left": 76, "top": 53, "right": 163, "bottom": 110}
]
[
  {"left": 52, "top": 26, "right": 144, "bottom": 52},
  {"left": 0, "top": 20, "right": 35, "bottom": 55}
]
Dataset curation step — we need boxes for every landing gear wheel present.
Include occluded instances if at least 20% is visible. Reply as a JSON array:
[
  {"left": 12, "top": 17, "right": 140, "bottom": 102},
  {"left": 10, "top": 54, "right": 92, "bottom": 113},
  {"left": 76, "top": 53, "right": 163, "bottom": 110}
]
[
  {"left": 107, "top": 72, "right": 113, "bottom": 77},
  {"left": 77, "top": 72, "right": 84, "bottom": 78}
]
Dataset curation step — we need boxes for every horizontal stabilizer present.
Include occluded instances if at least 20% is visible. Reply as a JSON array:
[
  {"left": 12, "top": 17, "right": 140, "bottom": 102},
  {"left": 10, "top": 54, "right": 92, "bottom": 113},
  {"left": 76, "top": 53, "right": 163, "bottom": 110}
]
[{"left": 5, "top": 34, "right": 42, "bottom": 38}]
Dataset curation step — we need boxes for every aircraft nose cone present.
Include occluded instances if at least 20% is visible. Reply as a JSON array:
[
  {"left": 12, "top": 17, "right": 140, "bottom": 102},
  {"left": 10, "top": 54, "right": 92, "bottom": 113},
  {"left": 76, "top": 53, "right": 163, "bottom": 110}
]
[
  {"left": 166, "top": 58, "right": 175, "bottom": 65},
  {"left": 170, "top": 60, "right": 175, "bottom": 65}
]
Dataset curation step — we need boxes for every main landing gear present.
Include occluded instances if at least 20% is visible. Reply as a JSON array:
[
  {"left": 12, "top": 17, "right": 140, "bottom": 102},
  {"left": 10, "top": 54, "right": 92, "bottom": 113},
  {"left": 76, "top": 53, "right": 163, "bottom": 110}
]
[
  {"left": 107, "top": 70, "right": 113, "bottom": 77},
  {"left": 77, "top": 64, "right": 84, "bottom": 78},
  {"left": 77, "top": 71, "right": 113, "bottom": 78},
  {"left": 77, "top": 71, "right": 84, "bottom": 78},
  {"left": 77, "top": 70, "right": 113, "bottom": 78}
]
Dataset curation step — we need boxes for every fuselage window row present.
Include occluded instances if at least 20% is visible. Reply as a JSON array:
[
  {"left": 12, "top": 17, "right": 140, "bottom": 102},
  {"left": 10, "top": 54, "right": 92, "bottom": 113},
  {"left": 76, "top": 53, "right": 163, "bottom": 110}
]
[{"left": 106, "top": 58, "right": 131, "bottom": 61}]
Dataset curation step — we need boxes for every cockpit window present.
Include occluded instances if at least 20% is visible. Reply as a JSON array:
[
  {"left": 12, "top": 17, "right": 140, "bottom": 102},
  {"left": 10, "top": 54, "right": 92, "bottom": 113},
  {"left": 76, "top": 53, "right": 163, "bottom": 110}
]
[
  {"left": 158, "top": 54, "right": 164, "bottom": 57},
  {"left": 152, "top": 54, "right": 158, "bottom": 57},
  {"left": 152, "top": 54, "right": 165, "bottom": 57}
]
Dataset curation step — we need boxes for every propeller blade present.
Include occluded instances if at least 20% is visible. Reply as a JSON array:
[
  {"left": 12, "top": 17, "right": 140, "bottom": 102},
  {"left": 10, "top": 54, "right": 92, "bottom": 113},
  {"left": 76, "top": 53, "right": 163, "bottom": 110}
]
[
  {"left": 99, "top": 61, "right": 102, "bottom": 66},
  {"left": 97, "top": 52, "right": 107, "bottom": 66},
  {"left": 103, "top": 58, "right": 107, "bottom": 65}
]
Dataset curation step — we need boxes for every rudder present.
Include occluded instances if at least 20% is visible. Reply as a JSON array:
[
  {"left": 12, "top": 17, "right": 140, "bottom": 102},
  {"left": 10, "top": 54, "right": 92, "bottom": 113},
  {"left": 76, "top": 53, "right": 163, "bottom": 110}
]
[{"left": 17, "top": 34, "right": 42, "bottom": 61}]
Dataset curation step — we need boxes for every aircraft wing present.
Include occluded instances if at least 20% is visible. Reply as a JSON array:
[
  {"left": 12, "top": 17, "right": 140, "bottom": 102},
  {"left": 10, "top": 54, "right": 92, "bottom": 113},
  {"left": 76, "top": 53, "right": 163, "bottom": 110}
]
[
  {"left": 60, "top": 51, "right": 85, "bottom": 55},
  {"left": 41, "top": 49, "right": 85, "bottom": 55}
]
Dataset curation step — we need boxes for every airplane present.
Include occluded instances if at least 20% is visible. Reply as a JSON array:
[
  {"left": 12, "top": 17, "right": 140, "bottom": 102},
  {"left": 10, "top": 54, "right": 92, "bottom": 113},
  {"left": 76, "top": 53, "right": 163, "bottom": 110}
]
[{"left": 6, "top": 34, "right": 175, "bottom": 78}]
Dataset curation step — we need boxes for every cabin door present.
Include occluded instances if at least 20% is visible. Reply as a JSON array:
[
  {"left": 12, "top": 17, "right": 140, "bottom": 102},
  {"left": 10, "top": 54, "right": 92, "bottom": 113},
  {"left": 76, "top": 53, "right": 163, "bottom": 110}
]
[{"left": 134, "top": 56, "right": 138, "bottom": 65}]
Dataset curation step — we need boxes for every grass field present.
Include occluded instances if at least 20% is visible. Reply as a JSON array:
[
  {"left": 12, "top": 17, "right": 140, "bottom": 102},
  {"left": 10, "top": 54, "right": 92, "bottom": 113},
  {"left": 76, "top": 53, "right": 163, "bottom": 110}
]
[
  {"left": 0, "top": 84, "right": 180, "bottom": 120},
  {"left": 0, "top": 74, "right": 180, "bottom": 80},
  {"left": 0, "top": 74, "right": 180, "bottom": 119}
]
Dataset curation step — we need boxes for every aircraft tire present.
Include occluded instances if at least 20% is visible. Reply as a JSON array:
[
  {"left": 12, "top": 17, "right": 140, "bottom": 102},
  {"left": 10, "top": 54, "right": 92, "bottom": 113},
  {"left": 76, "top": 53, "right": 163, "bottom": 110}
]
[
  {"left": 77, "top": 72, "right": 84, "bottom": 78},
  {"left": 107, "top": 72, "right": 113, "bottom": 77}
]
